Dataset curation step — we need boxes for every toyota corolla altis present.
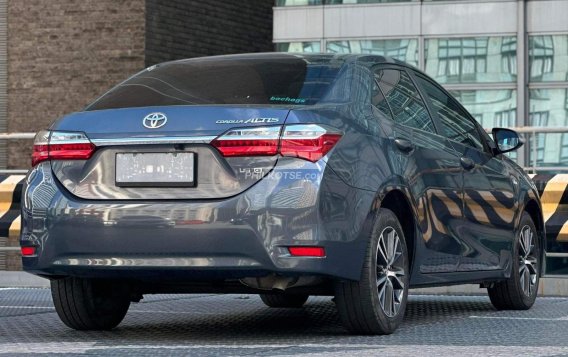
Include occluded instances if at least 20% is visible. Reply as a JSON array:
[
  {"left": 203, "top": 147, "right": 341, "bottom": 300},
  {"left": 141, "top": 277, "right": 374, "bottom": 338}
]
[{"left": 20, "top": 53, "right": 544, "bottom": 334}]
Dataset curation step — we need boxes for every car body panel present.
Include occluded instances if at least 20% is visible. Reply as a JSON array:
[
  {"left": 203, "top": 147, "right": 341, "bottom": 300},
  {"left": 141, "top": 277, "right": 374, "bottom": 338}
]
[
  {"left": 452, "top": 141, "right": 517, "bottom": 272},
  {"left": 22, "top": 158, "right": 375, "bottom": 282}
]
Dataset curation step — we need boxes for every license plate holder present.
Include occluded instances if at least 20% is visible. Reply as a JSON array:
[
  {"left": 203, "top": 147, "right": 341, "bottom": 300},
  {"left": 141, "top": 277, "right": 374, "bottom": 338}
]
[{"left": 115, "top": 152, "right": 196, "bottom": 187}]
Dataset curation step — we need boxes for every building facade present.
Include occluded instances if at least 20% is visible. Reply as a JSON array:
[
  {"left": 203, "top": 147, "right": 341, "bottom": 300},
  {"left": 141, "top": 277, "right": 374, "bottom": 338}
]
[
  {"left": 274, "top": 0, "right": 568, "bottom": 170},
  {"left": 1, "top": 0, "right": 273, "bottom": 169}
]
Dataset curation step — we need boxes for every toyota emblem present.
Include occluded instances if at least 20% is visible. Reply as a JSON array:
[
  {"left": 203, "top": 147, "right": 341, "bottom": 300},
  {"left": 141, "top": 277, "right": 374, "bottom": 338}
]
[{"left": 143, "top": 112, "right": 167, "bottom": 129}]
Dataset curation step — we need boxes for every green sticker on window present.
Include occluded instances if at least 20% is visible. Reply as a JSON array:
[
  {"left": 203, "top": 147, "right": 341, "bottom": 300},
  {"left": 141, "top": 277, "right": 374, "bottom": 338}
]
[{"left": 270, "top": 96, "right": 307, "bottom": 104}]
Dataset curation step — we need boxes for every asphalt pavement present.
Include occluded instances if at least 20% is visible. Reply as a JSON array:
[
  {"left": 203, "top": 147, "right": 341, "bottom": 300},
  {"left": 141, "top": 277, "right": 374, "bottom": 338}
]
[{"left": 1, "top": 288, "right": 567, "bottom": 356}]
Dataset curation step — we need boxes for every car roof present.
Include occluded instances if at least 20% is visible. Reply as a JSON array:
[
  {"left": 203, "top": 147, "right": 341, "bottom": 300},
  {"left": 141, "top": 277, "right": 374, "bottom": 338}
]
[{"left": 157, "top": 52, "right": 418, "bottom": 71}]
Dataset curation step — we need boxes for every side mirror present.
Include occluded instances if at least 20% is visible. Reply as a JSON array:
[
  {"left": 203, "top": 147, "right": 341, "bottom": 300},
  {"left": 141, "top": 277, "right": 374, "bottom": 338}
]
[{"left": 492, "top": 128, "right": 523, "bottom": 154}]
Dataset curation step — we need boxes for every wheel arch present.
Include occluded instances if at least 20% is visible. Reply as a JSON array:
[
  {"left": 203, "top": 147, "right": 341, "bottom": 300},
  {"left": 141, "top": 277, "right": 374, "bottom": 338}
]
[
  {"left": 376, "top": 187, "right": 417, "bottom": 274},
  {"left": 523, "top": 197, "right": 545, "bottom": 275}
]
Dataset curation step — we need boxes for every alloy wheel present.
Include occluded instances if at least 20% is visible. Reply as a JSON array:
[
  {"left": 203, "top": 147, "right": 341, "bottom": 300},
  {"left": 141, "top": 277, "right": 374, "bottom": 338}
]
[
  {"left": 519, "top": 225, "right": 538, "bottom": 297},
  {"left": 376, "top": 226, "right": 406, "bottom": 317}
]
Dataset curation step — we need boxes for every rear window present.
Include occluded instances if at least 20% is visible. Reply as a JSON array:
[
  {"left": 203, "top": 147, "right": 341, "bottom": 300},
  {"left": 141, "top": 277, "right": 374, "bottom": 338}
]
[{"left": 86, "top": 56, "right": 345, "bottom": 111}]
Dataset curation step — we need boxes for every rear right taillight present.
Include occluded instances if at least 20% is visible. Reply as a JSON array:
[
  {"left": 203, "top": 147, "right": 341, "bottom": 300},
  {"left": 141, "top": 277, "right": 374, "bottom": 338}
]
[
  {"left": 32, "top": 130, "right": 96, "bottom": 167},
  {"left": 211, "top": 124, "right": 342, "bottom": 162}
]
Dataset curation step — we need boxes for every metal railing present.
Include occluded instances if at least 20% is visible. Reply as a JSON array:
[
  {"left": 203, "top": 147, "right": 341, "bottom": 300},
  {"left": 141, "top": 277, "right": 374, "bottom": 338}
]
[
  {"left": 0, "top": 132, "right": 35, "bottom": 174},
  {"left": 499, "top": 127, "right": 568, "bottom": 174},
  {"left": 1, "top": 128, "right": 568, "bottom": 174}
]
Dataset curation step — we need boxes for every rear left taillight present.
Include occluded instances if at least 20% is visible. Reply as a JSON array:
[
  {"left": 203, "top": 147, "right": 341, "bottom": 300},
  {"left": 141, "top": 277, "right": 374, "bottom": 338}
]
[
  {"left": 32, "top": 130, "right": 96, "bottom": 167},
  {"left": 211, "top": 124, "right": 342, "bottom": 162}
]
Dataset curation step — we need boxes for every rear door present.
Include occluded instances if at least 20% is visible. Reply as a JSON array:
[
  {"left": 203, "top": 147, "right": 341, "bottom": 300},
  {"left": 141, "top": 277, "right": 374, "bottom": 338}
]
[
  {"left": 374, "top": 66, "right": 464, "bottom": 274},
  {"left": 413, "top": 73, "right": 517, "bottom": 272}
]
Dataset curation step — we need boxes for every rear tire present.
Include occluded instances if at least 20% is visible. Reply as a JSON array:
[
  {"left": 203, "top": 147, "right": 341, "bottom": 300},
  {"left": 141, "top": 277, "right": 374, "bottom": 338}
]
[
  {"left": 334, "top": 208, "right": 409, "bottom": 335},
  {"left": 488, "top": 212, "right": 540, "bottom": 310},
  {"left": 51, "top": 277, "right": 131, "bottom": 330},
  {"left": 259, "top": 293, "right": 309, "bottom": 308}
]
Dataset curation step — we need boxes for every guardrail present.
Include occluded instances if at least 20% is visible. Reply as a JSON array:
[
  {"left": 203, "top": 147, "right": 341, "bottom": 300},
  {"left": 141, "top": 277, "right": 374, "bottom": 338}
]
[
  {"left": 0, "top": 133, "right": 35, "bottom": 139},
  {"left": 0, "top": 133, "right": 35, "bottom": 174},
  {"left": 508, "top": 127, "right": 568, "bottom": 173}
]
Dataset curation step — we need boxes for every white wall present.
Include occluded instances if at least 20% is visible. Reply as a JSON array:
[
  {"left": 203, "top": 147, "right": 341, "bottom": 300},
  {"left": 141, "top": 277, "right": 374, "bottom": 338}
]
[{"left": 528, "top": 0, "right": 568, "bottom": 33}]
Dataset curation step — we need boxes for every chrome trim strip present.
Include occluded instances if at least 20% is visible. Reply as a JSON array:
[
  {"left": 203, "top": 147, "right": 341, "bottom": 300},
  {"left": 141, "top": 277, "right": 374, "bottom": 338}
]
[
  {"left": 90, "top": 136, "right": 217, "bottom": 146},
  {"left": 49, "top": 139, "right": 91, "bottom": 145},
  {"left": 215, "top": 135, "right": 280, "bottom": 141}
]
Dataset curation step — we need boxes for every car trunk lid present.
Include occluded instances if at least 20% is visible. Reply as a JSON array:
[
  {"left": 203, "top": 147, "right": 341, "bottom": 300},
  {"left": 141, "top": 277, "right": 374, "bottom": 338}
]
[{"left": 48, "top": 106, "right": 290, "bottom": 200}]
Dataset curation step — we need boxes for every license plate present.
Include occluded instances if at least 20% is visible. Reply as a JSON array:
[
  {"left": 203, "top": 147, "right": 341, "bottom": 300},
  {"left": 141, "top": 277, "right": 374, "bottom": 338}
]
[{"left": 115, "top": 152, "right": 196, "bottom": 187}]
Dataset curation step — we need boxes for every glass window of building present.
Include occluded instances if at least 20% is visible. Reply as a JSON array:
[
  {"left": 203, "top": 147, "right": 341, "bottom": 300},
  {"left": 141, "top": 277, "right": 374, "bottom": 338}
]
[
  {"left": 375, "top": 69, "right": 436, "bottom": 133},
  {"left": 276, "top": 42, "right": 321, "bottom": 53},
  {"left": 327, "top": 39, "right": 419, "bottom": 67},
  {"left": 327, "top": 0, "right": 415, "bottom": 4},
  {"left": 529, "top": 35, "right": 568, "bottom": 82},
  {"left": 529, "top": 89, "right": 568, "bottom": 167},
  {"left": 424, "top": 36, "right": 517, "bottom": 84},
  {"left": 275, "top": 0, "right": 323, "bottom": 6},
  {"left": 449, "top": 90, "right": 517, "bottom": 130}
]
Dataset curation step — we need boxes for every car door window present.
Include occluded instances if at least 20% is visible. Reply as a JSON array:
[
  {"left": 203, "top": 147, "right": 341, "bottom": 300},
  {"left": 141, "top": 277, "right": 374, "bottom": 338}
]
[
  {"left": 414, "top": 75, "right": 485, "bottom": 152},
  {"left": 375, "top": 69, "right": 436, "bottom": 134}
]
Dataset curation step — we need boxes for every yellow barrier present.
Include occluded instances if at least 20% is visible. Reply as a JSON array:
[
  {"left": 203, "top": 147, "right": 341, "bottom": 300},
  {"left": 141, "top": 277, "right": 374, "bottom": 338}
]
[{"left": 0, "top": 175, "right": 25, "bottom": 270}]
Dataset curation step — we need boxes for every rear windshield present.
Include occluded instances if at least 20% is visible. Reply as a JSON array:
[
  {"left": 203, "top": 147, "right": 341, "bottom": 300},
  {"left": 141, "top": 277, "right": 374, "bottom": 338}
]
[{"left": 86, "top": 56, "right": 345, "bottom": 111}]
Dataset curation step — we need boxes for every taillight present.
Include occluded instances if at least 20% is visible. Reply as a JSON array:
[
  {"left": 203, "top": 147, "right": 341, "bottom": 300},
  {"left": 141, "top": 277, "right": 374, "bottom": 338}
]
[
  {"left": 32, "top": 130, "right": 95, "bottom": 167},
  {"left": 210, "top": 126, "right": 280, "bottom": 157},
  {"left": 31, "top": 131, "right": 50, "bottom": 167},
  {"left": 280, "top": 125, "right": 342, "bottom": 162},
  {"left": 211, "top": 124, "right": 342, "bottom": 162}
]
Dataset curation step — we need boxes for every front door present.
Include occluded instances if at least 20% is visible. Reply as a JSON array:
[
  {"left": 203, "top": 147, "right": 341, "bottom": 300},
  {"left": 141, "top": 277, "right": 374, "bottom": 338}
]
[{"left": 413, "top": 73, "right": 516, "bottom": 271}]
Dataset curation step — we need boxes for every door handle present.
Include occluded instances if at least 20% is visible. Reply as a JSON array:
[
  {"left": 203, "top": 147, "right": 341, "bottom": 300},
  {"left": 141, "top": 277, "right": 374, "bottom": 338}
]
[
  {"left": 394, "top": 138, "right": 414, "bottom": 153},
  {"left": 460, "top": 157, "right": 475, "bottom": 171}
]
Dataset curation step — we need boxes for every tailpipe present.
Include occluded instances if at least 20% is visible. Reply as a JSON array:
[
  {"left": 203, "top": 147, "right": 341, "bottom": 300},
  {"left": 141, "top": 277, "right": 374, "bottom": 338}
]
[{"left": 239, "top": 275, "right": 323, "bottom": 291}]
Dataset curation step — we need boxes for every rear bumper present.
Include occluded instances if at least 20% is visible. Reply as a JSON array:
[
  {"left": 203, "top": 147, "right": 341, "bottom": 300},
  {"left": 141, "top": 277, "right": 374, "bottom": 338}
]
[{"left": 20, "top": 159, "right": 375, "bottom": 282}]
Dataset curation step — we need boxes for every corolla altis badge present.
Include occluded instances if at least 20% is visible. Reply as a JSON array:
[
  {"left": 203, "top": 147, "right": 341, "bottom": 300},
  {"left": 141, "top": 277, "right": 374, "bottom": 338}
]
[
  {"left": 215, "top": 118, "right": 279, "bottom": 124},
  {"left": 143, "top": 112, "right": 167, "bottom": 129}
]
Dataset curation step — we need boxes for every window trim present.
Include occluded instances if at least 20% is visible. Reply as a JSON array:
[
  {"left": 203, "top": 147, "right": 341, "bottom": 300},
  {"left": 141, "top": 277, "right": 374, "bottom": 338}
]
[{"left": 371, "top": 75, "right": 396, "bottom": 121}]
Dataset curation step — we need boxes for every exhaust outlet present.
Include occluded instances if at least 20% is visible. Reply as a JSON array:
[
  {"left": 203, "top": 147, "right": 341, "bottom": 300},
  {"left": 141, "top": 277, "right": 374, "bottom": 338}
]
[{"left": 240, "top": 275, "right": 323, "bottom": 291}]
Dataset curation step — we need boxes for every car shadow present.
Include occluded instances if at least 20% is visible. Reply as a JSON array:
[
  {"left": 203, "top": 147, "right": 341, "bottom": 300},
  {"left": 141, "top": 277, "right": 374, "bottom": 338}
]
[{"left": 47, "top": 294, "right": 498, "bottom": 343}]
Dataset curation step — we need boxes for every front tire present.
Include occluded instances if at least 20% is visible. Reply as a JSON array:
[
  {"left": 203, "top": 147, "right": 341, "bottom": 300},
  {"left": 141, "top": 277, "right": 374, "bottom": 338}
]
[
  {"left": 259, "top": 293, "right": 309, "bottom": 308},
  {"left": 488, "top": 212, "right": 540, "bottom": 310},
  {"left": 334, "top": 208, "right": 409, "bottom": 335},
  {"left": 51, "top": 277, "right": 131, "bottom": 330}
]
